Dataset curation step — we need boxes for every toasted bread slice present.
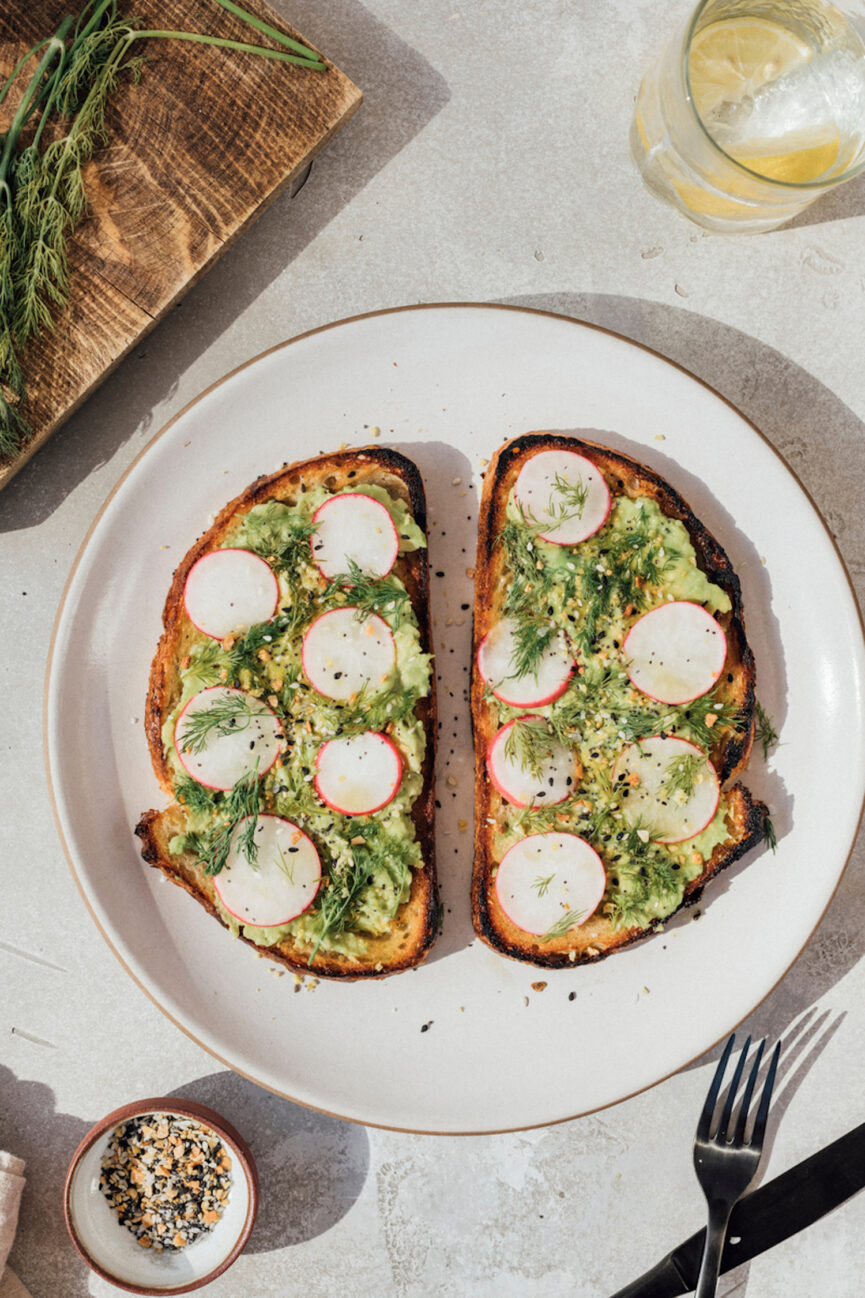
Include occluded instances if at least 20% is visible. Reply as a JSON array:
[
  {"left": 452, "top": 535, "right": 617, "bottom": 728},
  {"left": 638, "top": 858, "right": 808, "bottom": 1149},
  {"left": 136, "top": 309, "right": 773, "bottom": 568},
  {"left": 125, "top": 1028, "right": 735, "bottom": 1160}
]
[
  {"left": 136, "top": 447, "right": 437, "bottom": 980},
  {"left": 471, "top": 432, "right": 768, "bottom": 968}
]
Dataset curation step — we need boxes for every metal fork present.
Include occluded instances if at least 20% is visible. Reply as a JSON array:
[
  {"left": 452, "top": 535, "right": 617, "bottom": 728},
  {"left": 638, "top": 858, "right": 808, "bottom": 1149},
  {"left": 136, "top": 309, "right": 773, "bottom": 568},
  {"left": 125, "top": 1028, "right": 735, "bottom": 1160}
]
[{"left": 692, "top": 1033, "right": 781, "bottom": 1298}]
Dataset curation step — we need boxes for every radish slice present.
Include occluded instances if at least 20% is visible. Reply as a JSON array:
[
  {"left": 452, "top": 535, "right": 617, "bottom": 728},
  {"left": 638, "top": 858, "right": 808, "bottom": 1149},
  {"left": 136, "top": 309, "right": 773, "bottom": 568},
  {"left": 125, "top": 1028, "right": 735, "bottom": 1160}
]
[
  {"left": 311, "top": 493, "right": 400, "bottom": 579},
  {"left": 477, "top": 617, "right": 573, "bottom": 708},
  {"left": 213, "top": 815, "right": 321, "bottom": 928},
  {"left": 315, "top": 732, "right": 403, "bottom": 815},
  {"left": 624, "top": 601, "right": 727, "bottom": 705},
  {"left": 487, "top": 717, "right": 576, "bottom": 808},
  {"left": 302, "top": 607, "right": 396, "bottom": 700},
  {"left": 513, "top": 449, "right": 611, "bottom": 545},
  {"left": 174, "top": 686, "right": 282, "bottom": 790},
  {"left": 613, "top": 736, "right": 720, "bottom": 844},
  {"left": 183, "top": 549, "right": 278, "bottom": 640},
  {"left": 495, "top": 833, "right": 606, "bottom": 936}
]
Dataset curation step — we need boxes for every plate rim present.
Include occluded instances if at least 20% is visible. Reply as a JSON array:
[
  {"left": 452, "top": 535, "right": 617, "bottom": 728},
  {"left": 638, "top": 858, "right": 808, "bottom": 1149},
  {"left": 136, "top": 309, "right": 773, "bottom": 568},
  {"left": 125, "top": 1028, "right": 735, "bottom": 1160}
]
[{"left": 43, "top": 300, "right": 865, "bottom": 1134}]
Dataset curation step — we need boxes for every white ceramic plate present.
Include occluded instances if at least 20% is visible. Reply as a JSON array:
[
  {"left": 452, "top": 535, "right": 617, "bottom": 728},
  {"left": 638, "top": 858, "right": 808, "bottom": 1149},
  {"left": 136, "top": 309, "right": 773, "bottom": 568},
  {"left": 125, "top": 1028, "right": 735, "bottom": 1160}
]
[{"left": 46, "top": 304, "right": 865, "bottom": 1133}]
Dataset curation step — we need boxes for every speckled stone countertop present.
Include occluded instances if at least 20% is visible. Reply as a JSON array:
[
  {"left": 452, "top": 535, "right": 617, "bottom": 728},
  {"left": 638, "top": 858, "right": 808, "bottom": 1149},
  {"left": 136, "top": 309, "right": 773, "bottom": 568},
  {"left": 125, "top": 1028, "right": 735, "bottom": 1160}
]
[{"left": 4, "top": 2, "right": 865, "bottom": 1295}]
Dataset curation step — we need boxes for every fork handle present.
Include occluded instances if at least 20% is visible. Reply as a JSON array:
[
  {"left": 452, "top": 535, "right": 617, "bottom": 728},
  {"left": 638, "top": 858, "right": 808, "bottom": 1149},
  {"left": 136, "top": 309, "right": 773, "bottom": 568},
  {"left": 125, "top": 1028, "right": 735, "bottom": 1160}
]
[{"left": 695, "top": 1199, "right": 733, "bottom": 1298}]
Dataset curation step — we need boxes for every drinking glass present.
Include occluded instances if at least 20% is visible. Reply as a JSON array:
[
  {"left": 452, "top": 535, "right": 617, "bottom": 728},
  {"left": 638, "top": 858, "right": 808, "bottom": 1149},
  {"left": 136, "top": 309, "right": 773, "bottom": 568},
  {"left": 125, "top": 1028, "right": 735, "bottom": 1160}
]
[{"left": 632, "top": 0, "right": 865, "bottom": 232}]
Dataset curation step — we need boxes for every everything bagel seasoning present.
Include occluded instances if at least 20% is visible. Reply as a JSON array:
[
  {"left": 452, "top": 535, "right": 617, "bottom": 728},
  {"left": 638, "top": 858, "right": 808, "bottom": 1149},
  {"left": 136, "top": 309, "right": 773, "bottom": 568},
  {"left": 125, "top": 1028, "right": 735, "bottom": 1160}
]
[{"left": 99, "top": 1113, "right": 232, "bottom": 1251}]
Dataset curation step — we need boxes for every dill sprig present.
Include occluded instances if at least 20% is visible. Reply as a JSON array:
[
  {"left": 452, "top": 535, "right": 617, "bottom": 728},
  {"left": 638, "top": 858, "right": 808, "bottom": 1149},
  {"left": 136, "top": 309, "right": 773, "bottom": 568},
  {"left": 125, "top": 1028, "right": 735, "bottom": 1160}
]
[
  {"left": 324, "top": 559, "right": 411, "bottom": 630},
  {"left": 243, "top": 503, "right": 316, "bottom": 576},
  {"left": 661, "top": 753, "right": 705, "bottom": 800},
  {"left": 616, "top": 696, "right": 746, "bottom": 749},
  {"left": 533, "top": 873, "right": 555, "bottom": 898},
  {"left": 307, "top": 822, "right": 415, "bottom": 962},
  {"left": 0, "top": 0, "right": 324, "bottom": 461},
  {"left": 190, "top": 764, "right": 262, "bottom": 875},
  {"left": 541, "top": 908, "right": 586, "bottom": 941},
  {"left": 178, "top": 691, "right": 260, "bottom": 755},
  {"left": 184, "top": 641, "right": 229, "bottom": 691},
  {"left": 175, "top": 775, "right": 217, "bottom": 816},
  {"left": 502, "top": 716, "right": 555, "bottom": 781},
  {"left": 306, "top": 673, "right": 421, "bottom": 736},
  {"left": 763, "top": 815, "right": 777, "bottom": 853},
  {"left": 754, "top": 701, "right": 779, "bottom": 760}
]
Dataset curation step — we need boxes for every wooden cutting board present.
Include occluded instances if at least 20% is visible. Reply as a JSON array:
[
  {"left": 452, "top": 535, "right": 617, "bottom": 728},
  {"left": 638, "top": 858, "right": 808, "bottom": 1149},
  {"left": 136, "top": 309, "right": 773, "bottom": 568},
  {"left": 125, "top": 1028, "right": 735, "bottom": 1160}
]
[{"left": 0, "top": 1, "right": 362, "bottom": 489}]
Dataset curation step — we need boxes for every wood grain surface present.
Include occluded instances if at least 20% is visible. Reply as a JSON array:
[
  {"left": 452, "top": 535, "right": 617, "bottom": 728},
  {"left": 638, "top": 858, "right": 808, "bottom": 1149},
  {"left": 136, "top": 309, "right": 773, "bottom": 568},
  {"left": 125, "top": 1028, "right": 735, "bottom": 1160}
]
[{"left": 0, "top": 1, "right": 362, "bottom": 488}]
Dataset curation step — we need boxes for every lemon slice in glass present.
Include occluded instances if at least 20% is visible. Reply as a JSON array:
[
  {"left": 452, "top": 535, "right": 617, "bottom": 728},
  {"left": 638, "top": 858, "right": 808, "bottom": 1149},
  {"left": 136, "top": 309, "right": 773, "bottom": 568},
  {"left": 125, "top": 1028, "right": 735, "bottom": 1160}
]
[{"left": 688, "top": 16, "right": 813, "bottom": 117}]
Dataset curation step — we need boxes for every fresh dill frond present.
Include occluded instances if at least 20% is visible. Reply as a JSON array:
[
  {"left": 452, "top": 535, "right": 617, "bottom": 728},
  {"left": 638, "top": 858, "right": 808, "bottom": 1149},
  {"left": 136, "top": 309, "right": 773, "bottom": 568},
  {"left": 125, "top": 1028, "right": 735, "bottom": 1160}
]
[
  {"left": 661, "top": 753, "right": 704, "bottom": 799},
  {"left": 228, "top": 619, "right": 282, "bottom": 669},
  {"left": 508, "top": 616, "right": 559, "bottom": 682},
  {"left": 325, "top": 559, "right": 411, "bottom": 630},
  {"left": 754, "top": 701, "right": 779, "bottom": 760},
  {"left": 312, "top": 672, "right": 421, "bottom": 736},
  {"left": 541, "top": 908, "right": 586, "bottom": 941},
  {"left": 509, "top": 797, "right": 575, "bottom": 835},
  {"left": 502, "top": 716, "right": 555, "bottom": 780},
  {"left": 549, "top": 472, "right": 589, "bottom": 519},
  {"left": 179, "top": 692, "right": 260, "bottom": 755},
  {"left": 533, "top": 873, "right": 555, "bottom": 898},
  {"left": 243, "top": 503, "right": 316, "bottom": 575},
  {"left": 0, "top": 2, "right": 324, "bottom": 462},
  {"left": 763, "top": 815, "right": 777, "bottom": 853},
  {"left": 174, "top": 776, "right": 217, "bottom": 816},
  {"left": 190, "top": 764, "right": 262, "bottom": 876},
  {"left": 184, "top": 641, "right": 228, "bottom": 691},
  {"left": 675, "top": 698, "right": 747, "bottom": 748},
  {"left": 275, "top": 845, "right": 296, "bottom": 883}
]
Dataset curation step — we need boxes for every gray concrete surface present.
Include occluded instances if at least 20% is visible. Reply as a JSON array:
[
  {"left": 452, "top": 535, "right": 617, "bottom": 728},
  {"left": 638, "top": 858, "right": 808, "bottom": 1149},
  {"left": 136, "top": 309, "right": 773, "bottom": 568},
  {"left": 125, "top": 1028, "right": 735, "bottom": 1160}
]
[{"left": 4, "top": 1, "right": 865, "bottom": 1294}]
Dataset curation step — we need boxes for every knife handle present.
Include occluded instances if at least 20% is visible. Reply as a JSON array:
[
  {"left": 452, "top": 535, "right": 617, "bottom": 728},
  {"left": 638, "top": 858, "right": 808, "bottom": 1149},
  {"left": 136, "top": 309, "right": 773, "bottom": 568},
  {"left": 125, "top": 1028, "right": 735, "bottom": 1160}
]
[{"left": 607, "top": 1253, "right": 687, "bottom": 1298}]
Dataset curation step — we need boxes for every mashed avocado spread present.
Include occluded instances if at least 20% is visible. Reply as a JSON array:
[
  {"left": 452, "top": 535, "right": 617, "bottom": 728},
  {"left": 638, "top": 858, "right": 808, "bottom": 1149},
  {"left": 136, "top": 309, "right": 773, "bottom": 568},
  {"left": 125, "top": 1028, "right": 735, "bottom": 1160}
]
[
  {"left": 165, "top": 484, "right": 431, "bottom": 960},
  {"left": 492, "top": 490, "right": 744, "bottom": 932}
]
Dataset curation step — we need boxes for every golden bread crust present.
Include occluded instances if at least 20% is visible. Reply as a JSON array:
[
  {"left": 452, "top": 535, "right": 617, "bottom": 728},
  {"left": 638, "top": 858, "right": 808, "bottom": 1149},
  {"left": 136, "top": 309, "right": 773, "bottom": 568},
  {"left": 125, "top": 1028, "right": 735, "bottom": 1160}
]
[
  {"left": 470, "top": 432, "right": 767, "bottom": 968},
  {"left": 136, "top": 447, "right": 437, "bottom": 980}
]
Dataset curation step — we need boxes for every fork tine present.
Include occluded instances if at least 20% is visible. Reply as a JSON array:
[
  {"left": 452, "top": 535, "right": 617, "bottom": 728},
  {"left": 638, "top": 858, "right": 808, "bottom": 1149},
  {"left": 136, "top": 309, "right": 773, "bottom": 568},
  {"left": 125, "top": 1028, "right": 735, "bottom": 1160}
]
[
  {"left": 716, "top": 1035, "right": 751, "bottom": 1143},
  {"left": 733, "top": 1038, "right": 765, "bottom": 1145},
  {"left": 749, "top": 1040, "right": 781, "bottom": 1149},
  {"left": 696, "top": 1033, "right": 736, "bottom": 1141}
]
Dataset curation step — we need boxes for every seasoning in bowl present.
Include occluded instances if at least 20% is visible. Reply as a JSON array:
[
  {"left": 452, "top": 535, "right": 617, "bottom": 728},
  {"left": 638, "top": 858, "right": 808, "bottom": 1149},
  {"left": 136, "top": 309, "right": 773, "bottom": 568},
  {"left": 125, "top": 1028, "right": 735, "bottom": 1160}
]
[{"left": 99, "top": 1114, "right": 232, "bottom": 1253}]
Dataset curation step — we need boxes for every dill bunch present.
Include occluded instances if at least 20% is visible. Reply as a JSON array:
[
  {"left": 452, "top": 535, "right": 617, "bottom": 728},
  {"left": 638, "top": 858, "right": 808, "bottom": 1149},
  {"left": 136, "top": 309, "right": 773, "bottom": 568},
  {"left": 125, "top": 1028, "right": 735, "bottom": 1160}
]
[{"left": 0, "top": 0, "right": 324, "bottom": 460}]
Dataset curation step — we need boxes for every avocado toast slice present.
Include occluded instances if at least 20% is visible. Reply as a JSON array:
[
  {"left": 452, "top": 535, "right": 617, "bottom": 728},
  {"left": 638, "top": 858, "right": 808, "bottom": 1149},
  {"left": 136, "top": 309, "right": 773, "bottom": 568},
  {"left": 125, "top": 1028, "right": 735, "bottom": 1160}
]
[
  {"left": 136, "top": 447, "right": 437, "bottom": 980},
  {"left": 471, "top": 432, "right": 768, "bottom": 968}
]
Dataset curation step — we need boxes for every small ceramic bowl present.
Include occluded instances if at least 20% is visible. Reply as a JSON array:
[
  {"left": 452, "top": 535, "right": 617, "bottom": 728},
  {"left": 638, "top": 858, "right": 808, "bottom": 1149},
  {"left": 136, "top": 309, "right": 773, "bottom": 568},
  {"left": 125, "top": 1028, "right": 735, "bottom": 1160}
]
[{"left": 64, "top": 1098, "right": 258, "bottom": 1295}]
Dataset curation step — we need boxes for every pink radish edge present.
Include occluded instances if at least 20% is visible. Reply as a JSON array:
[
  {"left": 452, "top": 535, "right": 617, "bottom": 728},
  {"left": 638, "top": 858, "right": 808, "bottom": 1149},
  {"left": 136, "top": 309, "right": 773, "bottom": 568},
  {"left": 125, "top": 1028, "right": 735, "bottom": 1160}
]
[
  {"left": 183, "top": 548, "right": 279, "bottom": 640},
  {"left": 214, "top": 815, "right": 321, "bottom": 926},
  {"left": 513, "top": 463, "right": 612, "bottom": 547},
  {"left": 174, "top": 686, "right": 283, "bottom": 790},
  {"left": 486, "top": 716, "right": 569, "bottom": 809},
  {"left": 475, "top": 634, "right": 575, "bottom": 709},
  {"left": 310, "top": 493, "right": 400, "bottom": 578},
  {"left": 494, "top": 833, "right": 607, "bottom": 934},
  {"left": 623, "top": 601, "right": 728, "bottom": 705},
  {"left": 313, "top": 733, "right": 404, "bottom": 816},
  {"left": 612, "top": 735, "right": 720, "bottom": 845}
]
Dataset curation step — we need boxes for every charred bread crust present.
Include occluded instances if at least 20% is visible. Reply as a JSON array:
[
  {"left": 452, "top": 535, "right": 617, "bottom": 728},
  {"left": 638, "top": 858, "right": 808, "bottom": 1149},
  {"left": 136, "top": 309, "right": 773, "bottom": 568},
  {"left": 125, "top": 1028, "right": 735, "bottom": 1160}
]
[
  {"left": 138, "top": 447, "right": 437, "bottom": 981},
  {"left": 136, "top": 806, "right": 438, "bottom": 980},
  {"left": 471, "top": 432, "right": 767, "bottom": 969}
]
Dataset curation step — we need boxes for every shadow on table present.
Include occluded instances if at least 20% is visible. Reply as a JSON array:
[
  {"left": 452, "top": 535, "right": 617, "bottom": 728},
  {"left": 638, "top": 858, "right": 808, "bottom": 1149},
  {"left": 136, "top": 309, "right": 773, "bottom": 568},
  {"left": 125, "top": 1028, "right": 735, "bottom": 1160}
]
[
  {"left": 396, "top": 438, "right": 480, "bottom": 967},
  {"left": 0, "top": 1065, "right": 94, "bottom": 1298},
  {"left": 501, "top": 289, "right": 865, "bottom": 1009},
  {"left": 781, "top": 169, "right": 865, "bottom": 231},
  {"left": 169, "top": 1071, "right": 370, "bottom": 1253},
  {"left": 682, "top": 1008, "right": 847, "bottom": 1298},
  {"left": 0, "top": 0, "right": 450, "bottom": 532}
]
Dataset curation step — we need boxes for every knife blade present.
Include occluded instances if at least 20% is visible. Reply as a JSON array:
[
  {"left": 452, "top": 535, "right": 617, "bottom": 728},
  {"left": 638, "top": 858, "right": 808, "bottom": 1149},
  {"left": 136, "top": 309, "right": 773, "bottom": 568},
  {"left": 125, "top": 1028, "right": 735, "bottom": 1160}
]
[{"left": 609, "top": 1119, "right": 865, "bottom": 1297}]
